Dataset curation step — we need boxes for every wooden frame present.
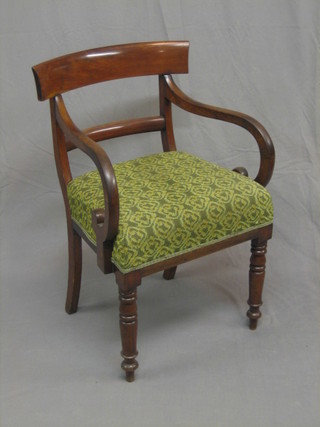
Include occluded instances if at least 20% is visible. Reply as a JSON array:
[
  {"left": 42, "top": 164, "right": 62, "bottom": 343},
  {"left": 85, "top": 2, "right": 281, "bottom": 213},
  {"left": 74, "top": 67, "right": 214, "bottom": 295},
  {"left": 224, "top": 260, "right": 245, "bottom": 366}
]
[{"left": 32, "top": 41, "right": 275, "bottom": 381}]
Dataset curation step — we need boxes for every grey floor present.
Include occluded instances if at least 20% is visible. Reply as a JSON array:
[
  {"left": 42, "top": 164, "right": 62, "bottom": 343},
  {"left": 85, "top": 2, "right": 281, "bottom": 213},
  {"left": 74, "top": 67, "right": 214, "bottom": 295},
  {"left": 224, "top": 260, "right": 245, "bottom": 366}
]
[{"left": 1, "top": 190, "right": 319, "bottom": 427}]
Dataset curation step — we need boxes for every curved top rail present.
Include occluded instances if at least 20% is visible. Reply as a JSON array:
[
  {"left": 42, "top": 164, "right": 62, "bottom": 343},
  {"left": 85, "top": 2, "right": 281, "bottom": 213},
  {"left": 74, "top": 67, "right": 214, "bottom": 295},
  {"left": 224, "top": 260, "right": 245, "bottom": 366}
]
[{"left": 32, "top": 41, "right": 189, "bottom": 101}]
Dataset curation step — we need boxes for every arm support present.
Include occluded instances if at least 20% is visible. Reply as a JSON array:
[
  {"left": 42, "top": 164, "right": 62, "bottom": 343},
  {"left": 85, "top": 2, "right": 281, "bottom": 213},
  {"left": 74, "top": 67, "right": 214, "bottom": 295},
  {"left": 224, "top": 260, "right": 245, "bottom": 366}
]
[
  {"left": 163, "top": 75, "right": 275, "bottom": 186},
  {"left": 54, "top": 95, "right": 119, "bottom": 242}
]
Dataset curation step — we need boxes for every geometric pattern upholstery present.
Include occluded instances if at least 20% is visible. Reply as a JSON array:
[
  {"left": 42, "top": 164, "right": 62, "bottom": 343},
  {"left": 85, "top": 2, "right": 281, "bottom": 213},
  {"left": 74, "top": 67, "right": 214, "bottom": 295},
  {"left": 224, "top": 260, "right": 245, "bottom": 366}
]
[{"left": 67, "top": 151, "right": 273, "bottom": 273}]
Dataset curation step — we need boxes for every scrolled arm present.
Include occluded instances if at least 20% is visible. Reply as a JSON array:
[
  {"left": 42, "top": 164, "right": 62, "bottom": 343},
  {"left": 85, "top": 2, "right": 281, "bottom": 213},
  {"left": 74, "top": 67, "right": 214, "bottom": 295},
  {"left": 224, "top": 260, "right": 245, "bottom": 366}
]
[
  {"left": 54, "top": 95, "right": 119, "bottom": 241},
  {"left": 163, "top": 75, "right": 275, "bottom": 186}
]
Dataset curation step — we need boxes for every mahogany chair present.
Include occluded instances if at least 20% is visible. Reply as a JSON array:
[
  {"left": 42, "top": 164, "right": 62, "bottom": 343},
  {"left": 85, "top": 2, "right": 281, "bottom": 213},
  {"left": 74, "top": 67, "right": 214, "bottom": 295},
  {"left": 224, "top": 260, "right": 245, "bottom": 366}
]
[{"left": 32, "top": 41, "right": 274, "bottom": 382}]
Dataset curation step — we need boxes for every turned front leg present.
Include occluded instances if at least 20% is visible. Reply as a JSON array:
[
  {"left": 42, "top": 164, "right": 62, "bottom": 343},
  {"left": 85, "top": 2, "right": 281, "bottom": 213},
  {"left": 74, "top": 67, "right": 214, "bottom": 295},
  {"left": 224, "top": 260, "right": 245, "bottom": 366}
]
[
  {"left": 247, "top": 239, "right": 268, "bottom": 330},
  {"left": 119, "top": 288, "right": 139, "bottom": 382},
  {"left": 115, "top": 270, "right": 142, "bottom": 382}
]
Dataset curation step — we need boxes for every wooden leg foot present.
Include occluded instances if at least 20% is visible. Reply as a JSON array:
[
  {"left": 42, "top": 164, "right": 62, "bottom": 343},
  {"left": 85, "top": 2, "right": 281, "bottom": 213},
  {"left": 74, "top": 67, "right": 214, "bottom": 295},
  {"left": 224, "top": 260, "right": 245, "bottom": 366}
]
[
  {"left": 65, "top": 228, "right": 82, "bottom": 314},
  {"left": 247, "top": 240, "right": 267, "bottom": 330},
  {"left": 121, "top": 351, "right": 139, "bottom": 381},
  {"left": 249, "top": 318, "right": 258, "bottom": 331},
  {"left": 163, "top": 266, "right": 177, "bottom": 280},
  {"left": 125, "top": 370, "right": 135, "bottom": 382}
]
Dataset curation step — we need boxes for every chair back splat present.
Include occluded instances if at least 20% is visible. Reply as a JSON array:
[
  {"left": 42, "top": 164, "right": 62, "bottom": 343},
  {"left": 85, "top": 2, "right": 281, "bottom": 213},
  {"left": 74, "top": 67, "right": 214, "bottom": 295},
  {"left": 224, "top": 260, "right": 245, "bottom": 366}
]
[{"left": 32, "top": 41, "right": 274, "bottom": 382}]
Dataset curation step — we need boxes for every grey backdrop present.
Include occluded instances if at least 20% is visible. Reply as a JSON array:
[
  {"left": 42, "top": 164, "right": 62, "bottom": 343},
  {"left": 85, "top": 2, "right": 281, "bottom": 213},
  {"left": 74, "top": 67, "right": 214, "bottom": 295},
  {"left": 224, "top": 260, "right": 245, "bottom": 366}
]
[{"left": 1, "top": 1, "right": 319, "bottom": 426}]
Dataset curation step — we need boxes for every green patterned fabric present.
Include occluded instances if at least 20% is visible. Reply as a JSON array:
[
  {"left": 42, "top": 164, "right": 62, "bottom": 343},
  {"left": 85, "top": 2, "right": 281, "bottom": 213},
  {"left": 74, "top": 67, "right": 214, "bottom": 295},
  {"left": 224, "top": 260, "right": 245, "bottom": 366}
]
[{"left": 67, "top": 152, "right": 273, "bottom": 273}]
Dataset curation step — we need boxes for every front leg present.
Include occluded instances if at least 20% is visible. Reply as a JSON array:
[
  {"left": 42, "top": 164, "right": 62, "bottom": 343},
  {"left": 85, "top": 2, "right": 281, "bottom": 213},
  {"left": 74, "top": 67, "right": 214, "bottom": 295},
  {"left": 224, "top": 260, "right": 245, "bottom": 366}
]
[
  {"left": 247, "top": 239, "right": 268, "bottom": 330},
  {"left": 116, "top": 271, "right": 141, "bottom": 382}
]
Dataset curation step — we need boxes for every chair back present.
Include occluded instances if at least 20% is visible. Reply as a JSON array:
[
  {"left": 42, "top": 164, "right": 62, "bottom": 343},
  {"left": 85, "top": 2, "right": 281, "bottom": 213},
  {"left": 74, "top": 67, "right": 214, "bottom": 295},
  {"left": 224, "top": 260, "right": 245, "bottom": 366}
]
[{"left": 32, "top": 41, "right": 189, "bottom": 101}]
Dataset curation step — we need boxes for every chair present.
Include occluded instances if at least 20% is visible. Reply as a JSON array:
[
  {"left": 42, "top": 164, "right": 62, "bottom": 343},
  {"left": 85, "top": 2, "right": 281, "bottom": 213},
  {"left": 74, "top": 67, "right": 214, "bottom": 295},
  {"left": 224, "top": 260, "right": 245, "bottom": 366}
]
[{"left": 32, "top": 41, "right": 274, "bottom": 382}]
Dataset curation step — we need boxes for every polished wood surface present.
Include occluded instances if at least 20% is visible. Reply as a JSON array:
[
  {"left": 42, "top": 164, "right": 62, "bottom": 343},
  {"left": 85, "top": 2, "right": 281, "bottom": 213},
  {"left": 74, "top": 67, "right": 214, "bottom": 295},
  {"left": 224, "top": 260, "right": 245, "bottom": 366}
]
[
  {"left": 32, "top": 41, "right": 189, "bottom": 101},
  {"left": 65, "top": 228, "right": 82, "bottom": 314},
  {"left": 32, "top": 41, "right": 274, "bottom": 381},
  {"left": 83, "top": 116, "right": 166, "bottom": 145},
  {"left": 54, "top": 94, "right": 119, "bottom": 243}
]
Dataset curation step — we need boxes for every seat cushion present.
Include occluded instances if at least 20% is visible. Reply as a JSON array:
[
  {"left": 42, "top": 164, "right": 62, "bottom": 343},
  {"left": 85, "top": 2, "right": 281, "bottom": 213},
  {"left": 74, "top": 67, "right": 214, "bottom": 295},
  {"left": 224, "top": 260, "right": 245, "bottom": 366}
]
[{"left": 67, "top": 151, "right": 273, "bottom": 273}]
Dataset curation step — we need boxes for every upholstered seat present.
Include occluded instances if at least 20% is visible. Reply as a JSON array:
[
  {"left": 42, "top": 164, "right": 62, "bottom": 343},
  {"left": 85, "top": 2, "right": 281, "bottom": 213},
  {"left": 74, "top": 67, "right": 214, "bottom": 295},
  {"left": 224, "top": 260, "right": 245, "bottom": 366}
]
[{"left": 67, "top": 151, "right": 273, "bottom": 273}]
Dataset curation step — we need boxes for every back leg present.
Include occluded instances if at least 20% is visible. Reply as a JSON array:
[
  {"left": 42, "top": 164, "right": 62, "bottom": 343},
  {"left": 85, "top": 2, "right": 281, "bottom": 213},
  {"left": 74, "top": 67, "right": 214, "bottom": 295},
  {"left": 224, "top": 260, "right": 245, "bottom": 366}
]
[
  {"left": 65, "top": 227, "right": 82, "bottom": 314},
  {"left": 116, "top": 271, "right": 141, "bottom": 382},
  {"left": 163, "top": 266, "right": 177, "bottom": 280}
]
